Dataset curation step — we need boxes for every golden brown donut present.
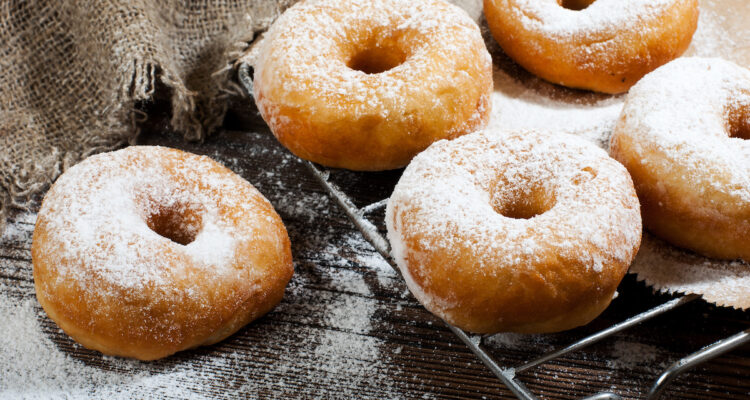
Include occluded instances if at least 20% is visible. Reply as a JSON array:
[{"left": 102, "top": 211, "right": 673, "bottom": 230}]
[
  {"left": 32, "top": 146, "right": 293, "bottom": 360},
  {"left": 483, "top": 0, "right": 699, "bottom": 94},
  {"left": 386, "top": 129, "right": 641, "bottom": 333},
  {"left": 610, "top": 57, "right": 750, "bottom": 260},
  {"left": 253, "top": 0, "right": 493, "bottom": 171}
]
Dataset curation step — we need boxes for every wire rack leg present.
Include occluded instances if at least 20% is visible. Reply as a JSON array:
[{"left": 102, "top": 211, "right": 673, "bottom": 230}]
[
  {"left": 516, "top": 295, "right": 698, "bottom": 373},
  {"left": 238, "top": 62, "right": 747, "bottom": 400},
  {"left": 304, "top": 161, "right": 544, "bottom": 398},
  {"left": 647, "top": 328, "right": 750, "bottom": 399},
  {"left": 448, "top": 325, "right": 540, "bottom": 400}
]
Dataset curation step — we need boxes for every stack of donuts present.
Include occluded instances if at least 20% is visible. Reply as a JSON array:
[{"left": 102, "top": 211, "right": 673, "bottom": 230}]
[{"left": 32, "top": 0, "right": 748, "bottom": 362}]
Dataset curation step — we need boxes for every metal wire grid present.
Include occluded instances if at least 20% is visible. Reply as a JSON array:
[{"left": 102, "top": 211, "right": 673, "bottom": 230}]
[
  {"left": 303, "top": 160, "right": 749, "bottom": 400},
  {"left": 237, "top": 63, "right": 749, "bottom": 399}
]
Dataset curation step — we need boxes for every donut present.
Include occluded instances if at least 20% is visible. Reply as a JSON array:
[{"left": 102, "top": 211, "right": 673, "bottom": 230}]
[
  {"left": 386, "top": 129, "right": 642, "bottom": 333},
  {"left": 32, "top": 146, "right": 293, "bottom": 360},
  {"left": 253, "top": 0, "right": 493, "bottom": 171},
  {"left": 483, "top": 0, "right": 699, "bottom": 94},
  {"left": 610, "top": 57, "right": 750, "bottom": 261}
]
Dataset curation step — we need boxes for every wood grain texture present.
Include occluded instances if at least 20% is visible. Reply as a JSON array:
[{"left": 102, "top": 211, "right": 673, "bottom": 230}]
[
  {"left": 3, "top": 1, "right": 750, "bottom": 397},
  {"left": 2, "top": 102, "right": 748, "bottom": 399}
]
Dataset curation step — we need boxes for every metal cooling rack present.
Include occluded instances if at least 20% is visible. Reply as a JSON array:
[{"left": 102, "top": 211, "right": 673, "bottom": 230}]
[
  {"left": 304, "top": 161, "right": 750, "bottom": 399},
  {"left": 237, "top": 63, "right": 749, "bottom": 399}
]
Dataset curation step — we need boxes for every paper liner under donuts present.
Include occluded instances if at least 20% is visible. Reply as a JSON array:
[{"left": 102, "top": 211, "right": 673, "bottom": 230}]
[
  {"left": 241, "top": 0, "right": 749, "bottom": 310},
  {"left": 482, "top": 0, "right": 749, "bottom": 310},
  {"left": 630, "top": 235, "right": 750, "bottom": 310}
]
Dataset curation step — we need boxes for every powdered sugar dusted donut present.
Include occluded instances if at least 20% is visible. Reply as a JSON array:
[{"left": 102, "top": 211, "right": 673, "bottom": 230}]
[
  {"left": 253, "top": 0, "right": 493, "bottom": 171},
  {"left": 386, "top": 130, "right": 641, "bottom": 333},
  {"left": 610, "top": 57, "right": 750, "bottom": 261},
  {"left": 483, "top": 0, "right": 698, "bottom": 94},
  {"left": 32, "top": 146, "right": 293, "bottom": 360}
]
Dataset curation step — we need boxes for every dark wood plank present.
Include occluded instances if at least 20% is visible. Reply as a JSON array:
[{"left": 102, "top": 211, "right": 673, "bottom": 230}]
[{"left": 2, "top": 55, "right": 748, "bottom": 400}]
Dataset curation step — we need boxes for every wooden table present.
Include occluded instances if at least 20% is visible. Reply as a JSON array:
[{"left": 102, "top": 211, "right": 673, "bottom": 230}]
[
  {"left": 3, "top": 0, "right": 750, "bottom": 392},
  {"left": 2, "top": 95, "right": 748, "bottom": 398}
]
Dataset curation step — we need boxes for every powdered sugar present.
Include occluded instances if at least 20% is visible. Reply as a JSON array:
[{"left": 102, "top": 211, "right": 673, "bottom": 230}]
[
  {"left": 606, "top": 341, "right": 665, "bottom": 370},
  {"left": 613, "top": 57, "right": 750, "bottom": 203},
  {"left": 386, "top": 129, "right": 641, "bottom": 322},
  {"left": 485, "top": 331, "right": 555, "bottom": 353},
  {"left": 685, "top": 0, "right": 750, "bottom": 65},
  {"left": 506, "top": 0, "right": 677, "bottom": 37},
  {"left": 344, "top": 232, "right": 395, "bottom": 273},
  {"left": 0, "top": 290, "right": 214, "bottom": 399},
  {"left": 487, "top": 66, "right": 624, "bottom": 148},
  {"left": 252, "top": 0, "right": 493, "bottom": 170},
  {"left": 182, "top": 220, "right": 238, "bottom": 268},
  {"left": 32, "top": 145, "right": 293, "bottom": 359},
  {"left": 254, "top": 0, "right": 489, "bottom": 120},
  {"left": 35, "top": 146, "right": 261, "bottom": 293},
  {"left": 631, "top": 234, "right": 750, "bottom": 310},
  {"left": 1, "top": 179, "right": 408, "bottom": 399},
  {"left": 0, "top": 278, "right": 396, "bottom": 399},
  {"left": 485, "top": 0, "right": 747, "bottom": 151},
  {"left": 3, "top": 0, "right": 749, "bottom": 396}
]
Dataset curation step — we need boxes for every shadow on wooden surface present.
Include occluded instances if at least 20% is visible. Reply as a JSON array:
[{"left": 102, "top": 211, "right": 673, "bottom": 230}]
[{"left": 3, "top": 7, "right": 750, "bottom": 394}]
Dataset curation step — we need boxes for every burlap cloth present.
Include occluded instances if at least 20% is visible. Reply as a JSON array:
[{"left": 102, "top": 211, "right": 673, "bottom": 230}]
[
  {"left": 0, "top": 0, "right": 297, "bottom": 233},
  {"left": 2, "top": 0, "right": 748, "bottom": 309}
]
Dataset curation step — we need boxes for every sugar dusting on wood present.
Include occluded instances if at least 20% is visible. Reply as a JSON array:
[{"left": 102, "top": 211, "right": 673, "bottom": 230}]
[
  {"left": 2, "top": 0, "right": 749, "bottom": 397},
  {"left": 486, "top": 0, "right": 750, "bottom": 310},
  {"left": 485, "top": 0, "right": 750, "bottom": 150},
  {"left": 0, "top": 142, "right": 411, "bottom": 398},
  {"left": 0, "top": 288, "right": 221, "bottom": 399}
]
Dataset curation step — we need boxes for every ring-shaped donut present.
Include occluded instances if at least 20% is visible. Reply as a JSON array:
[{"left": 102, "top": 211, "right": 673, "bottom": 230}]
[
  {"left": 32, "top": 146, "right": 293, "bottom": 360},
  {"left": 386, "top": 129, "right": 642, "bottom": 333},
  {"left": 483, "top": 0, "right": 699, "bottom": 93},
  {"left": 610, "top": 57, "right": 750, "bottom": 260},
  {"left": 253, "top": 0, "right": 493, "bottom": 171}
]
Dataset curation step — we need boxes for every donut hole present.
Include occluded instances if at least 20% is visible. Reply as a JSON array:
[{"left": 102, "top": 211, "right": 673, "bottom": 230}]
[
  {"left": 492, "top": 184, "right": 556, "bottom": 220},
  {"left": 558, "top": 0, "right": 596, "bottom": 10},
  {"left": 347, "top": 42, "right": 407, "bottom": 75},
  {"left": 727, "top": 104, "right": 750, "bottom": 140},
  {"left": 146, "top": 202, "right": 204, "bottom": 246}
]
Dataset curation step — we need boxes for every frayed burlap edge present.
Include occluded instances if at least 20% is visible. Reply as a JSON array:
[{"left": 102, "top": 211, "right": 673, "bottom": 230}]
[
  {"left": 0, "top": 0, "right": 296, "bottom": 235},
  {"left": 0, "top": 53, "right": 245, "bottom": 234}
]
